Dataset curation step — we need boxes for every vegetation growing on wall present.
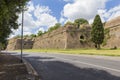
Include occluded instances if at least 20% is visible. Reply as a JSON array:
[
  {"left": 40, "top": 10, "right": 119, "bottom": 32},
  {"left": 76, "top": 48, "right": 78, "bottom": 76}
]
[
  {"left": 64, "top": 21, "right": 75, "bottom": 27},
  {"left": 74, "top": 18, "right": 89, "bottom": 28},
  {"left": 48, "top": 23, "right": 61, "bottom": 32},
  {"left": 102, "top": 28, "right": 110, "bottom": 46}
]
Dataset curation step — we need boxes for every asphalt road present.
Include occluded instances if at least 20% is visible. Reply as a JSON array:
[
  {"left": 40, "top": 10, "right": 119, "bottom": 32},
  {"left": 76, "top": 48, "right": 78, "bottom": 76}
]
[{"left": 6, "top": 52, "right": 120, "bottom": 80}]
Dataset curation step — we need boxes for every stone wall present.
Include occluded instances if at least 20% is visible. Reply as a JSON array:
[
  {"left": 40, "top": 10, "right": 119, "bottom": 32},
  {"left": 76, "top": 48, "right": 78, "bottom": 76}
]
[
  {"left": 6, "top": 16, "right": 120, "bottom": 50},
  {"left": 33, "top": 25, "right": 94, "bottom": 49},
  {"left": 104, "top": 16, "right": 120, "bottom": 48},
  {"left": 33, "top": 27, "right": 67, "bottom": 49},
  {"left": 7, "top": 25, "right": 94, "bottom": 50}
]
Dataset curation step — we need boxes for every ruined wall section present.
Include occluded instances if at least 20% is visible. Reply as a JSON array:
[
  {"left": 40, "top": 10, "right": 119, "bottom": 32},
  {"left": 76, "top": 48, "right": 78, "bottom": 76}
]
[
  {"left": 66, "top": 26, "right": 94, "bottom": 48},
  {"left": 33, "top": 27, "right": 67, "bottom": 49}
]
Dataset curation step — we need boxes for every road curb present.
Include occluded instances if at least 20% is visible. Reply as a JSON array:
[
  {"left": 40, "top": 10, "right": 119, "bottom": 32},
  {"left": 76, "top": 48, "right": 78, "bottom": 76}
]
[
  {"left": 18, "top": 57, "right": 40, "bottom": 80},
  {"left": 22, "top": 58, "right": 39, "bottom": 76}
]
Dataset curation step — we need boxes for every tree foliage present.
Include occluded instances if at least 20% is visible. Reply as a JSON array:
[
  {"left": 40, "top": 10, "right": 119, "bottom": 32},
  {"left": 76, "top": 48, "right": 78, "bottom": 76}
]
[
  {"left": 0, "top": 0, "right": 29, "bottom": 50},
  {"left": 64, "top": 21, "right": 75, "bottom": 26},
  {"left": 74, "top": 18, "right": 88, "bottom": 28},
  {"left": 91, "top": 14, "right": 104, "bottom": 49},
  {"left": 37, "top": 31, "right": 43, "bottom": 36},
  {"left": 30, "top": 34, "right": 36, "bottom": 38},
  {"left": 48, "top": 23, "right": 61, "bottom": 32}
]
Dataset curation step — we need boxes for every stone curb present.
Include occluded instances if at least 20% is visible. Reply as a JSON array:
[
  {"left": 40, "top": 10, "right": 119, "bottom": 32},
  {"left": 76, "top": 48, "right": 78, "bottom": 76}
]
[
  {"left": 14, "top": 56, "right": 40, "bottom": 80},
  {"left": 22, "top": 58, "right": 39, "bottom": 76},
  {"left": 18, "top": 57, "right": 40, "bottom": 80}
]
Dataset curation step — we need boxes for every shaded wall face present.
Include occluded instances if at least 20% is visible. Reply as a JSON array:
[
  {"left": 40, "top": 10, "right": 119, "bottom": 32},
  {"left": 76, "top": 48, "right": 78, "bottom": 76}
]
[{"left": 23, "top": 41, "right": 34, "bottom": 49}]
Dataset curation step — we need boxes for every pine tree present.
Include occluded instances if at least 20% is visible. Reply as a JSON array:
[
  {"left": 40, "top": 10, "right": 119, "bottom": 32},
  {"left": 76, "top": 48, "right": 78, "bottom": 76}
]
[{"left": 91, "top": 14, "right": 104, "bottom": 49}]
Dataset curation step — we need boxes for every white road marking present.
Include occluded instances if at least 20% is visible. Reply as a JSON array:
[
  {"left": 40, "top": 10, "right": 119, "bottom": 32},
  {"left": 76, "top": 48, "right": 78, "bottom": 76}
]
[{"left": 57, "top": 57, "right": 120, "bottom": 73}]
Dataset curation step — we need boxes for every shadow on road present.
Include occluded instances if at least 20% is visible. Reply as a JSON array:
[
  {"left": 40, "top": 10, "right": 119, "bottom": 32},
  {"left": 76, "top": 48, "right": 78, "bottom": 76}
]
[{"left": 24, "top": 55, "right": 120, "bottom": 80}]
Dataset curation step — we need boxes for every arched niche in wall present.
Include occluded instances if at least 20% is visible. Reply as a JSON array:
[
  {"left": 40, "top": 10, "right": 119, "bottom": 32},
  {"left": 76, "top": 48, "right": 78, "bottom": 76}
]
[{"left": 79, "top": 35, "right": 85, "bottom": 43}]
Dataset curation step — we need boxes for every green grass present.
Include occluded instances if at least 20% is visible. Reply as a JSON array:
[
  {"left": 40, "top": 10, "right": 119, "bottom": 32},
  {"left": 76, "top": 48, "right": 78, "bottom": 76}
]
[{"left": 16, "top": 48, "right": 120, "bottom": 57}]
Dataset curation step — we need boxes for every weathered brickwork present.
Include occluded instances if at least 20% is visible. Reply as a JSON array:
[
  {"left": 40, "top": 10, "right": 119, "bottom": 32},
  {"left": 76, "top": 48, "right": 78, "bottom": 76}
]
[{"left": 104, "top": 16, "right": 120, "bottom": 48}]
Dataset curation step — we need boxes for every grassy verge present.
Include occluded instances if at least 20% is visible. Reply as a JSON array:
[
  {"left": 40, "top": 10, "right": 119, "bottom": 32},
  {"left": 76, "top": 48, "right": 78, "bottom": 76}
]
[{"left": 16, "top": 48, "right": 120, "bottom": 57}]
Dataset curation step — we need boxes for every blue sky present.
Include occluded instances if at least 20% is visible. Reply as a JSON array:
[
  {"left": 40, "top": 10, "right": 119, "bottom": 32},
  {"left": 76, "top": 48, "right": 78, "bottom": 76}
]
[{"left": 10, "top": 0, "right": 120, "bottom": 38}]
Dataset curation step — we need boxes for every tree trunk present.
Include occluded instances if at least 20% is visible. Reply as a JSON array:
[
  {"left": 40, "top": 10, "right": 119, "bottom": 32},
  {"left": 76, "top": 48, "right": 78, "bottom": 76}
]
[
  {"left": 97, "top": 44, "right": 100, "bottom": 50},
  {"left": 0, "top": 43, "right": 1, "bottom": 53}
]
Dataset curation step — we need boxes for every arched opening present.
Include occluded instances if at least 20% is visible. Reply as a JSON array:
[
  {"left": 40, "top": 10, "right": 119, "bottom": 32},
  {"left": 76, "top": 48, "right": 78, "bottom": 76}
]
[
  {"left": 80, "top": 35, "right": 84, "bottom": 39},
  {"left": 79, "top": 35, "right": 85, "bottom": 43}
]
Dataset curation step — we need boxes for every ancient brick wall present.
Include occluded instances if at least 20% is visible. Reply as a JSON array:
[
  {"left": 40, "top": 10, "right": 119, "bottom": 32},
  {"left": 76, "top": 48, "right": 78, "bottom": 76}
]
[
  {"left": 33, "top": 25, "right": 94, "bottom": 49},
  {"left": 33, "top": 27, "right": 67, "bottom": 49},
  {"left": 104, "top": 16, "right": 120, "bottom": 48}
]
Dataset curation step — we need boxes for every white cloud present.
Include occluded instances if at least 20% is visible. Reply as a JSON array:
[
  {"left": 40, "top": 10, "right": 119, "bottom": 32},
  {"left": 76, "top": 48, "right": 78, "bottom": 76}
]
[
  {"left": 62, "top": 0, "right": 107, "bottom": 22},
  {"left": 9, "top": 0, "right": 120, "bottom": 38},
  {"left": 63, "top": 0, "right": 73, "bottom": 2},
  {"left": 35, "top": 27, "right": 45, "bottom": 35},
  {"left": 98, "top": 4, "right": 120, "bottom": 22},
  {"left": 9, "top": 1, "right": 57, "bottom": 38},
  {"left": 35, "top": 13, "right": 57, "bottom": 27},
  {"left": 62, "top": 0, "right": 120, "bottom": 24}
]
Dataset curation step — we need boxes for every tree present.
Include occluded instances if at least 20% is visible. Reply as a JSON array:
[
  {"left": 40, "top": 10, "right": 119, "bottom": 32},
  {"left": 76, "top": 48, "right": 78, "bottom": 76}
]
[
  {"left": 0, "top": 0, "right": 29, "bottom": 51},
  {"left": 64, "top": 21, "right": 74, "bottom": 27},
  {"left": 74, "top": 18, "right": 88, "bottom": 28},
  {"left": 48, "top": 23, "right": 61, "bottom": 32},
  {"left": 30, "top": 34, "right": 36, "bottom": 38},
  {"left": 91, "top": 14, "right": 104, "bottom": 49},
  {"left": 14, "top": 35, "right": 21, "bottom": 38},
  {"left": 37, "top": 31, "right": 43, "bottom": 36}
]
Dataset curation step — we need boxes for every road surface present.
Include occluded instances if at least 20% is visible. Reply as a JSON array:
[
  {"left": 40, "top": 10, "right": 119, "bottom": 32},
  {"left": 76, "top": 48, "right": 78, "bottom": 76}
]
[{"left": 6, "top": 52, "right": 120, "bottom": 80}]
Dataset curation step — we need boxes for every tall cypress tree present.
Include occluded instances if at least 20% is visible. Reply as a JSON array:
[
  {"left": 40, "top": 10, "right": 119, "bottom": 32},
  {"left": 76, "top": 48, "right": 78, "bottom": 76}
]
[{"left": 91, "top": 14, "right": 104, "bottom": 49}]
